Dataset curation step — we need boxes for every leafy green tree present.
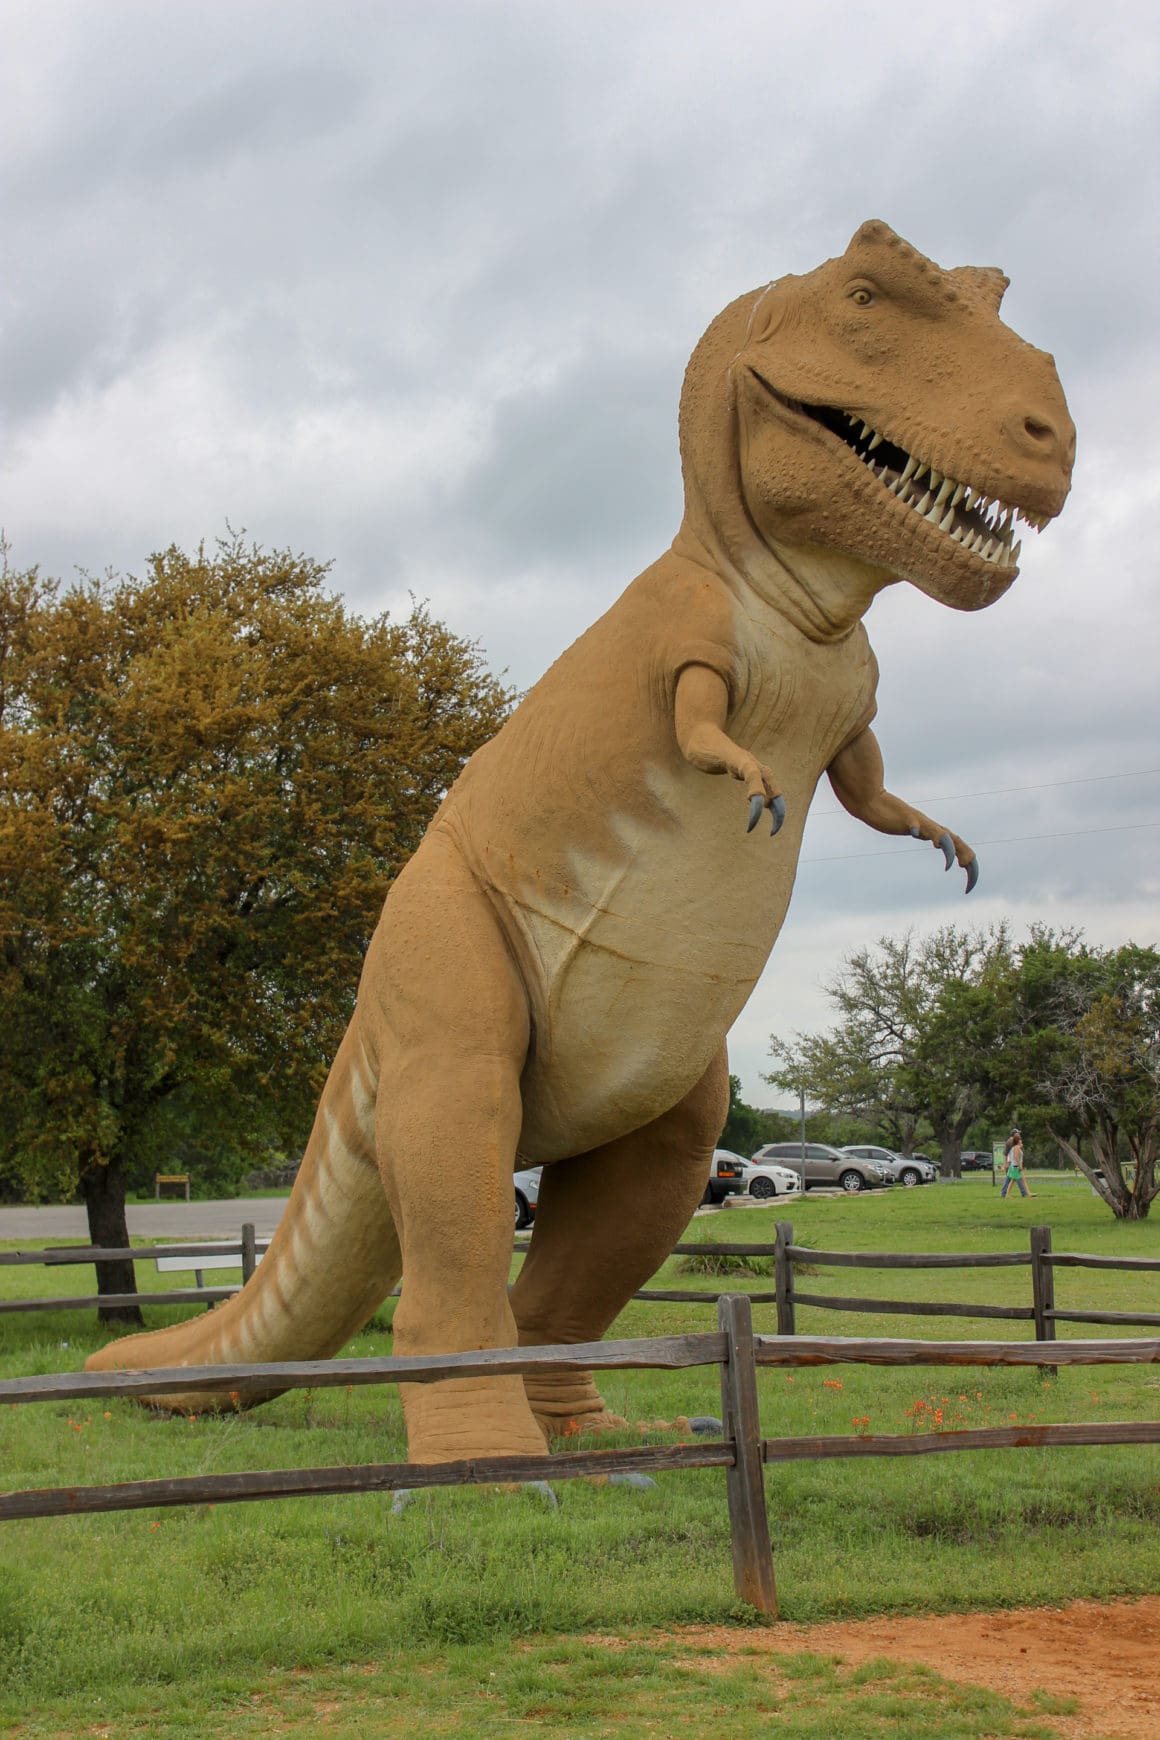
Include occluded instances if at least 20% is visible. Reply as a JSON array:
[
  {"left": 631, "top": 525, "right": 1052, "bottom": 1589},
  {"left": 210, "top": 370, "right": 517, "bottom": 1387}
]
[
  {"left": 719, "top": 1075, "right": 765, "bottom": 1156},
  {"left": 0, "top": 538, "right": 512, "bottom": 1315},
  {"left": 768, "top": 926, "right": 1012, "bottom": 1176},
  {"left": 998, "top": 931, "right": 1160, "bottom": 1219}
]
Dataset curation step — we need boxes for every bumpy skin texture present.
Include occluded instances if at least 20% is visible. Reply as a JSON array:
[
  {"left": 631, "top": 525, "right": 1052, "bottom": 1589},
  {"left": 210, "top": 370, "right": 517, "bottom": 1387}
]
[{"left": 86, "top": 223, "right": 1074, "bottom": 1463}]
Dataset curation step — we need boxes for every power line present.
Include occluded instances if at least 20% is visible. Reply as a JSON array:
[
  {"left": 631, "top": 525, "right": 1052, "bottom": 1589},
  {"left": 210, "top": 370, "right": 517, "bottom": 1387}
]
[
  {"left": 810, "top": 766, "right": 1160, "bottom": 820},
  {"left": 802, "top": 818, "right": 1160, "bottom": 868}
]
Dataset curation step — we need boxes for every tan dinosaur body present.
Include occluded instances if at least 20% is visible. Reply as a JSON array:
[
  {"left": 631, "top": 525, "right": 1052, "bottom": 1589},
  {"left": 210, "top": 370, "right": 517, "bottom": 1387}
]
[{"left": 87, "top": 223, "right": 1074, "bottom": 1463}]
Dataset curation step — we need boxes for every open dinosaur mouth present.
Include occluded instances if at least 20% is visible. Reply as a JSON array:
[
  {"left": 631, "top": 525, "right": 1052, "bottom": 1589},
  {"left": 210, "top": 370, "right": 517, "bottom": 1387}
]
[{"left": 757, "top": 377, "right": 1049, "bottom": 569}]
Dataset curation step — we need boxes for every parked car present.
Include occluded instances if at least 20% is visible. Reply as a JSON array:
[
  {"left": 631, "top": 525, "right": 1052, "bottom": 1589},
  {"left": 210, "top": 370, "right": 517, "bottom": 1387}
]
[
  {"left": 959, "top": 1150, "right": 994, "bottom": 1172},
  {"left": 751, "top": 1142, "right": 889, "bottom": 1193},
  {"left": 841, "top": 1145, "right": 937, "bottom": 1187},
  {"left": 514, "top": 1166, "right": 542, "bottom": 1228},
  {"left": 702, "top": 1149, "right": 753, "bottom": 1204},
  {"left": 740, "top": 1157, "right": 803, "bottom": 1200}
]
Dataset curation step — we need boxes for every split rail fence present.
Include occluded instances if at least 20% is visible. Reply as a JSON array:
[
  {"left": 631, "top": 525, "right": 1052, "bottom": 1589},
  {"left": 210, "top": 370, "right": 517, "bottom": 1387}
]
[
  {"left": 5, "top": 1223, "right": 1160, "bottom": 1341},
  {"left": 3, "top": 1295, "right": 1159, "bottom": 1617}
]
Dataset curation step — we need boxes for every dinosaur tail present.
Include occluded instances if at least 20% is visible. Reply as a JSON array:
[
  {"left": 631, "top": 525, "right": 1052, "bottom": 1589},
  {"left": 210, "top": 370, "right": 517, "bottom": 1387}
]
[{"left": 84, "top": 1021, "right": 400, "bottom": 1411}]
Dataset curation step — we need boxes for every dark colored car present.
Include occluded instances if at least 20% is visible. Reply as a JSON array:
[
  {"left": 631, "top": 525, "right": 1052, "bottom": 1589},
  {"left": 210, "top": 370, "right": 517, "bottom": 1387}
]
[
  {"left": 959, "top": 1151, "right": 994, "bottom": 1172},
  {"left": 751, "top": 1142, "right": 889, "bottom": 1193}
]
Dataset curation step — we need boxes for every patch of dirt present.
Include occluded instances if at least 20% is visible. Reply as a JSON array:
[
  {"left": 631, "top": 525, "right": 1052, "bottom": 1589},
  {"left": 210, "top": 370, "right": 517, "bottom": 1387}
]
[{"left": 668, "top": 1597, "right": 1160, "bottom": 1739}]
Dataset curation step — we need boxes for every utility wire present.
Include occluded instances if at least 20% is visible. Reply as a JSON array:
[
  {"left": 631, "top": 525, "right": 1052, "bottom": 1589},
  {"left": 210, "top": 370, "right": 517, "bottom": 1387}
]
[
  {"left": 802, "top": 818, "right": 1160, "bottom": 867},
  {"left": 810, "top": 766, "right": 1160, "bottom": 820}
]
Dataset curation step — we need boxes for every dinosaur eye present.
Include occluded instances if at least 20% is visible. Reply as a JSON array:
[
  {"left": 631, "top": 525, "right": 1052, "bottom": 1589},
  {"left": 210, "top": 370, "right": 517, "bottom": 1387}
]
[{"left": 850, "top": 287, "right": 874, "bottom": 307}]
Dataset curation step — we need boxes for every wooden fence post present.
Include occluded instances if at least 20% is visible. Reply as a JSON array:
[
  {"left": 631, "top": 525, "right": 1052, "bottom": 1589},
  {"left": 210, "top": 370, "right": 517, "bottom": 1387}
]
[
  {"left": 241, "top": 1223, "right": 257, "bottom": 1284},
  {"left": 717, "top": 1292, "right": 778, "bottom": 1615},
  {"left": 1030, "top": 1225, "right": 1057, "bottom": 1376},
  {"left": 774, "top": 1221, "right": 796, "bottom": 1337}
]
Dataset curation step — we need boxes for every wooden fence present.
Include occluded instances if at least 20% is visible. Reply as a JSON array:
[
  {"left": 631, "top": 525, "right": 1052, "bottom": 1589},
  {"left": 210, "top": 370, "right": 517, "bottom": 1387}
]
[
  {"left": 3, "top": 1296, "right": 1159, "bottom": 1617},
  {"left": 0, "top": 1230, "right": 265, "bottom": 1314},
  {"left": 651, "top": 1223, "right": 1160, "bottom": 1344},
  {"left": 6, "top": 1222, "right": 1160, "bottom": 1337}
]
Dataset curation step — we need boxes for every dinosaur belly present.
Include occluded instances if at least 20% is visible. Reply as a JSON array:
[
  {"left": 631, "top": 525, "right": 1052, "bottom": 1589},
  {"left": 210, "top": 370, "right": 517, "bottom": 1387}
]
[{"left": 511, "top": 760, "right": 807, "bottom": 1163}]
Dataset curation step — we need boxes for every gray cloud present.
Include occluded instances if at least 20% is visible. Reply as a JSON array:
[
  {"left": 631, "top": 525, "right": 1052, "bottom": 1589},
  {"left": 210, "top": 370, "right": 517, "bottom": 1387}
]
[{"left": 2, "top": 0, "right": 1158, "bottom": 1100}]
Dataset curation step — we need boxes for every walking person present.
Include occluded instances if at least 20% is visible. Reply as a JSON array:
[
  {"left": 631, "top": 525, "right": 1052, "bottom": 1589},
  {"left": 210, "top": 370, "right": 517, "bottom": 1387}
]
[{"left": 1000, "top": 1129, "right": 1034, "bottom": 1199}]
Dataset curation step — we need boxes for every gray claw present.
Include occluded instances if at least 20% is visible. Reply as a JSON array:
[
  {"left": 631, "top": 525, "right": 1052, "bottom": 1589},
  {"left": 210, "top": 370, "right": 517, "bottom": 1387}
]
[
  {"left": 908, "top": 824, "right": 921, "bottom": 839},
  {"left": 937, "top": 830, "right": 955, "bottom": 871},
  {"left": 964, "top": 855, "right": 979, "bottom": 894},
  {"left": 770, "top": 794, "right": 786, "bottom": 836},
  {"left": 747, "top": 793, "right": 764, "bottom": 834}
]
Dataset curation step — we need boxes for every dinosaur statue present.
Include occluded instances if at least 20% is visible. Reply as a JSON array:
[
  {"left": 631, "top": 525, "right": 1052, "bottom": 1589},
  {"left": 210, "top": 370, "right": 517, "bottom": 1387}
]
[{"left": 87, "top": 222, "right": 1074, "bottom": 1463}]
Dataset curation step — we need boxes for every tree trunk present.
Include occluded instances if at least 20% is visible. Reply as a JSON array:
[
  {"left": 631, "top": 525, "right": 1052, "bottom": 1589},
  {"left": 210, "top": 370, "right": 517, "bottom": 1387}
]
[
  {"left": 937, "top": 1134, "right": 962, "bottom": 1179},
  {"left": 80, "top": 1160, "right": 143, "bottom": 1325},
  {"left": 1048, "top": 1125, "right": 1131, "bottom": 1218}
]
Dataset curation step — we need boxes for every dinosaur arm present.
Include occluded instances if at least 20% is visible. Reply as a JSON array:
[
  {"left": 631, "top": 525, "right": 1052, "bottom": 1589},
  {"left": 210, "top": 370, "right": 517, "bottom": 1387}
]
[
  {"left": 827, "top": 724, "right": 979, "bottom": 891},
  {"left": 674, "top": 663, "right": 785, "bottom": 834}
]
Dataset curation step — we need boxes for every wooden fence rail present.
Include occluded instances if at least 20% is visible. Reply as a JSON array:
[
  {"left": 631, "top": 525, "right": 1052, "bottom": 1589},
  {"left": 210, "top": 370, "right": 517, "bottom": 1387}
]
[
  {"left": 4, "top": 1222, "right": 1160, "bottom": 1333},
  {"left": 3, "top": 1306, "right": 1159, "bottom": 1618}
]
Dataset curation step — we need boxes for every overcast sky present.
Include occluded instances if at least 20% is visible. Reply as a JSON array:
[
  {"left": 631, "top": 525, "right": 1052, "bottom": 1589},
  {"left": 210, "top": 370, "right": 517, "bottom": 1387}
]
[{"left": 3, "top": 1, "right": 1158, "bottom": 1106}]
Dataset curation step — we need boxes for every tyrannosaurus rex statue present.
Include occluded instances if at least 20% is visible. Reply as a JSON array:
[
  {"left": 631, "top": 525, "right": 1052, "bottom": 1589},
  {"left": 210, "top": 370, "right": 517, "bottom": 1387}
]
[{"left": 87, "top": 222, "right": 1074, "bottom": 1463}]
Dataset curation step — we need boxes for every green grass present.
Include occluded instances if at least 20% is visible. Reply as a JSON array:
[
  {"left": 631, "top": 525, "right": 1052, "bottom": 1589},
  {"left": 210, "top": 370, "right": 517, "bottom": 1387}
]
[
  {"left": 0, "top": 1637, "right": 1076, "bottom": 1738},
  {"left": 1, "top": 1176, "right": 1156, "bottom": 1729}
]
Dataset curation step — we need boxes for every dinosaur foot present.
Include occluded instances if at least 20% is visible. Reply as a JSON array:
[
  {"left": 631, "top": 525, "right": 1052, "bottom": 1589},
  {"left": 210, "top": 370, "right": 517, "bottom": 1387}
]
[{"left": 399, "top": 1374, "right": 549, "bottom": 1465}]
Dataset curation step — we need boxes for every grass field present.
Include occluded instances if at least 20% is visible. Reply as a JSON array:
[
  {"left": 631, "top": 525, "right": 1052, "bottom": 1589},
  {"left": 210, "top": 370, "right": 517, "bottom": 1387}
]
[{"left": 1, "top": 1175, "right": 1156, "bottom": 1736}]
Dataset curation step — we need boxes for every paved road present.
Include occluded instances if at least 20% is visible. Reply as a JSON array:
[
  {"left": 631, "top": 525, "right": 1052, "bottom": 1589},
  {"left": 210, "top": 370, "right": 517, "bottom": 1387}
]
[{"left": 0, "top": 1197, "right": 290, "bottom": 1243}]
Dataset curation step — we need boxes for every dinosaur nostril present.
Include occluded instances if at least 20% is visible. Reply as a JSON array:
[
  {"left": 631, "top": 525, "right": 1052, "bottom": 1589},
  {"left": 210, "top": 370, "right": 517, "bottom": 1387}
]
[{"left": 1023, "top": 414, "right": 1054, "bottom": 443}]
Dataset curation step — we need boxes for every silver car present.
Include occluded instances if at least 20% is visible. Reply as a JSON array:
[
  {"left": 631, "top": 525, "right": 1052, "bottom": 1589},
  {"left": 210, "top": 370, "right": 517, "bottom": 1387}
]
[
  {"left": 752, "top": 1142, "right": 889, "bottom": 1193},
  {"left": 841, "top": 1145, "right": 936, "bottom": 1187}
]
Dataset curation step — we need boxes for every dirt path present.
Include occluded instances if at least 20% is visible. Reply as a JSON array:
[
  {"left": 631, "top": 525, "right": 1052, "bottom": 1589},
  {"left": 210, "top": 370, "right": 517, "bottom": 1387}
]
[{"left": 672, "top": 1597, "right": 1159, "bottom": 1739}]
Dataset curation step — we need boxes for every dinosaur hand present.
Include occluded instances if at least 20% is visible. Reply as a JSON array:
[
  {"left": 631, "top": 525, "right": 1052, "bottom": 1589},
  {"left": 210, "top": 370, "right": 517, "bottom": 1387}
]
[
  {"left": 735, "top": 758, "right": 785, "bottom": 836},
  {"left": 906, "top": 817, "right": 979, "bottom": 893}
]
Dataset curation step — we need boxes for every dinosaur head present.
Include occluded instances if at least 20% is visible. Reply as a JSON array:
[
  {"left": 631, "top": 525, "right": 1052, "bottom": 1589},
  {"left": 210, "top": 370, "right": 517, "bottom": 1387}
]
[{"left": 677, "top": 221, "right": 1074, "bottom": 618}]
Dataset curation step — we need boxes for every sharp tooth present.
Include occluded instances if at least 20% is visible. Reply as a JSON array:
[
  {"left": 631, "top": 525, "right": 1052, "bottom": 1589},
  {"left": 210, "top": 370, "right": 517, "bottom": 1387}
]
[
  {"left": 950, "top": 526, "right": 964, "bottom": 543},
  {"left": 935, "top": 477, "right": 954, "bottom": 508},
  {"left": 939, "top": 505, "right": 955, "bottom": 531},
  {"left": 1011, "top": 538, "right": 1022, "bottom": 563},
  {"left": 913, "top": 462, "right": 929, "bottom": 486},
  {"left": 999, "top": 545, "right": 1012, "bottom": 569},
  {"left": 868, "top": 430, "right": 883, "bottom": 451},
  {"left": 968, "top": 532, "right": 984, "bottom": 553},
  {"left": 981, "top": 538, "right": 997, "bottom": 561},
  {"left": 928, "top": 467, "right": 943, "bottom": 493},
  {"left": 963, "top": 487, "right": 976, "bottom": 511},
  {"left": 926, "top": 500, "right": 943, "bottom": 524},
  {"left": 916, "top": 491, "right": 933, "bottom": 514},
  {"left": 858, "top": 421, "right": 871, "bottom": 439},
  {"left": 951, "top": 483, "right": 965, "bottom": 507},
  {"left": 901, "top": 456, "right": 918, "bottom": 484}
]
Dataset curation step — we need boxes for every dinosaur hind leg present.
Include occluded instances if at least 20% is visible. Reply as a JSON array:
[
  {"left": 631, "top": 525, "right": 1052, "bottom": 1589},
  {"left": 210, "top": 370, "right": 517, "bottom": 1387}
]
[
  {"left": 509, "top": 1045, "right": 728, "bottom": 1439},
  {"left": 84, "top": 1021, "right": 402, "bottom": 1412},
  {"left": 362, "top": 831, "right": 548, "bottom": 1465}
]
